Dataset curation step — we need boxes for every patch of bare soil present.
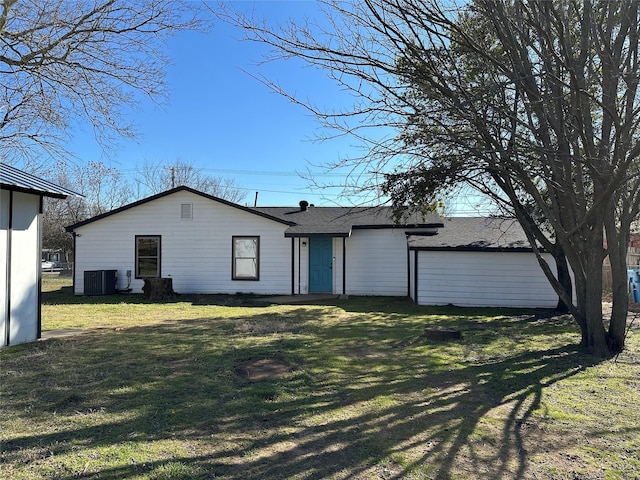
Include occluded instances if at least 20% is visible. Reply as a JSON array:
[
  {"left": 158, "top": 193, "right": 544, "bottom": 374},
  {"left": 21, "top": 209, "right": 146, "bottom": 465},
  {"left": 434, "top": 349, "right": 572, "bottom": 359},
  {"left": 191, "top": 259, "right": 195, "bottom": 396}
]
[
  {"left": 234, "top": 358, "right": 291, "bottom": 382},
  {"left": 234, "top": 319, "right": 302, "bottom": 335}
]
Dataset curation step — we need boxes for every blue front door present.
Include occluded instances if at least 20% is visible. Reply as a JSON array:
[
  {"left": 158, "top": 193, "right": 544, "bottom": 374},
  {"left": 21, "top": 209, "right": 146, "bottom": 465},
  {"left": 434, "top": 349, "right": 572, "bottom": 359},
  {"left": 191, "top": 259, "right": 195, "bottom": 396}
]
[{"left": 309, "top": 237, "right": 333, "bottom": 292}]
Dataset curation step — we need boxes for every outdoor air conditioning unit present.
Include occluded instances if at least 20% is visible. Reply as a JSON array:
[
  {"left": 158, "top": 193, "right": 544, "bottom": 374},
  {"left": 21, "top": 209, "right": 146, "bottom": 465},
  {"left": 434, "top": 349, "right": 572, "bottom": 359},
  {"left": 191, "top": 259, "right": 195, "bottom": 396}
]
[{"left": 83, "top": 270, "right": 117, "bottom": 296}]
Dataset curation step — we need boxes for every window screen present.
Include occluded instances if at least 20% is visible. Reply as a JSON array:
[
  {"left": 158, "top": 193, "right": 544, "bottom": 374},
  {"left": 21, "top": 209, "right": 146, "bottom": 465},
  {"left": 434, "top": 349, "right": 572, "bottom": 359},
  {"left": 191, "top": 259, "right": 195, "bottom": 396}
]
[{"left": 232, "top": 236, "right": 259, "bottom": 280}]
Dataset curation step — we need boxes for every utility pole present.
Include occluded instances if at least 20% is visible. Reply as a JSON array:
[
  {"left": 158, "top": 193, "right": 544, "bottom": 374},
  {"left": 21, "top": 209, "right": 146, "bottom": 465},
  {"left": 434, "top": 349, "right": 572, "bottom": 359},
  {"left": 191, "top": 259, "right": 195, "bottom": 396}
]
[{"left": 164, "top": 166, "right": 176, "bottom": 188}]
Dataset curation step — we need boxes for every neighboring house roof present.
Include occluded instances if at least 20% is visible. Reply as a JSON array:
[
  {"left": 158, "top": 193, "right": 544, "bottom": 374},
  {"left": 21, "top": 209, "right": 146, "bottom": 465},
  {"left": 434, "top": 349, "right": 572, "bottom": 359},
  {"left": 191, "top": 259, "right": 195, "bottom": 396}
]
[
  {"left": 408, "top": 217, "right": 534, "bottom": 251},
  {"left": 65, "top": 186, "right": 295, "bottom": 231},
  {"left": 255, "top": 206, "right": 443, "bottom": 237},
  {"left": 66, "top": 185, "right": 444, "bottom": 234},
  {"left": 0, "top": 163, "right": 81, "bottom": 199}
]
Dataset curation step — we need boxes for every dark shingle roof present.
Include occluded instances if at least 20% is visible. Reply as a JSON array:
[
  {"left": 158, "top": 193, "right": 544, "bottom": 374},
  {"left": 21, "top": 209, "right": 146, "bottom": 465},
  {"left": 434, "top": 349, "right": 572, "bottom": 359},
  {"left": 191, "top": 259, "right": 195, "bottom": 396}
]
[
  {"left": 66, "top": 187, "right": 444, "bottom": 234},
  {"left": 408, "top": 217, "right": 534, "bottom": 251},
  {"left": 0, "top": 163, "right": 81, "bottom": 199},
  {"left": 254, "top": 206, "right": 443, "bottom": 237}
]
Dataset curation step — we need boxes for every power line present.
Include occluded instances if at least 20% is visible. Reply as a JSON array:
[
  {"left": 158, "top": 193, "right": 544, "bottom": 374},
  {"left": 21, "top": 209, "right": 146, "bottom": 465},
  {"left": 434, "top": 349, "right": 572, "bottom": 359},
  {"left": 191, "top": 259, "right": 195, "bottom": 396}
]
[
  {"left": 200, "top": 167, "right": 348, "bottom": 178},
  {"left": 102, "top": 164, "right": 498, "bottom": 210},
  {"left": 114, "top": 166, "right": 349, "bottom": 178}
]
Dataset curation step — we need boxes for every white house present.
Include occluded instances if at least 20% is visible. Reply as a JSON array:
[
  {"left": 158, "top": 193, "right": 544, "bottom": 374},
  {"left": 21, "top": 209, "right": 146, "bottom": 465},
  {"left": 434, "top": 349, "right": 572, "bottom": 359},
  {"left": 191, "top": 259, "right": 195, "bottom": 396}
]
[
  {"left": 65, "top": 186, "right": 441, "bottom": 297},
  {"left": 66, "top": 186, "right": 563, "bottom": 308},
  {"left": 1, "top": 164, "right": 80, "bottom": 348}
]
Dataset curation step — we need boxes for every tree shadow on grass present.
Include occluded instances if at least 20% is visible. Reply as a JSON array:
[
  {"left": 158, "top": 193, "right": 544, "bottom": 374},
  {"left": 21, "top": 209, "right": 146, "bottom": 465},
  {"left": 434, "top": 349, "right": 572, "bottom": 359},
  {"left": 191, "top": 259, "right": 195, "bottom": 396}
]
[{"left": 1, "top": 306, "right": 615, "bottom": 479}]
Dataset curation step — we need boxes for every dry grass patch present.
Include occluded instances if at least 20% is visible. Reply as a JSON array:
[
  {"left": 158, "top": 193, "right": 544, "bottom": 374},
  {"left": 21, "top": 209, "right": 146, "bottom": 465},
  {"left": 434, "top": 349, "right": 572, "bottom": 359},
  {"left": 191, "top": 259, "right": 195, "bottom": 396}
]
[{"left": 234, "top": 358, "right": 292, "bottom": 382}]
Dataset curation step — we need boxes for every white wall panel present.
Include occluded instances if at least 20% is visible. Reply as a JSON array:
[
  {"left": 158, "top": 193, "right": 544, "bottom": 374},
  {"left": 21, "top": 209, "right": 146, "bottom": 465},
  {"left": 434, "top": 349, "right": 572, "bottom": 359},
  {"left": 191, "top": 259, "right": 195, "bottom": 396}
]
[
  {"left": 8, "top": 193, "right": 40, "bottom": 345},
  {"left": 73, "top": 191, "right": 292, "bottom": 295},
  {"left": 415, "top": 251, "right": 559, "bottom": 308},
  {"left": 344, "top": 229, "right": 410, "bottom": 296},
  {"left": 0, "top": 189, "right": 9, "bottom": 346}
]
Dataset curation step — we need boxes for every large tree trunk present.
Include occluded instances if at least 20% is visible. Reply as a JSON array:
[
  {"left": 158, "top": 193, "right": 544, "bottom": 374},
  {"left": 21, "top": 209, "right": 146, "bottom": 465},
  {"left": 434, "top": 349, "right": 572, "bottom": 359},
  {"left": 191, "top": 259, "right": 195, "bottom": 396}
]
[
  {"left": 573, "top": 212, "right": 612, "bottom": 356},
  {"left": 605, "top": 225, "right": 630, "bottom": 354},
  {"left": 582, "top": 255, "right": 609, "bottom": 356},
  {"left": 562, "top": 215, "right": 611, "bottom": 356}
]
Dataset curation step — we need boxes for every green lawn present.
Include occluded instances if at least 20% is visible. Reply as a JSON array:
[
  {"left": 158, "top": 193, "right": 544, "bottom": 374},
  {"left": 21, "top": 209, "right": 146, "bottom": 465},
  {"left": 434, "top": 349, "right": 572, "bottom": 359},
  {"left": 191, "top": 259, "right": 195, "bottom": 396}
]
[{"left": 1, "top": 276, "right": 639, "bottom": 479}]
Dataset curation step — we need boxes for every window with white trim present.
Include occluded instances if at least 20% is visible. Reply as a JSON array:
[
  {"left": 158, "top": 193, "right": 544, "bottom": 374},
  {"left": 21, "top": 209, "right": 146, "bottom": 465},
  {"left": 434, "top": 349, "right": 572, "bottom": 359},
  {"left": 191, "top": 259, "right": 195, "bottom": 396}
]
[{"left": 232, "top": 236, "right": 259, "bottom": 280}]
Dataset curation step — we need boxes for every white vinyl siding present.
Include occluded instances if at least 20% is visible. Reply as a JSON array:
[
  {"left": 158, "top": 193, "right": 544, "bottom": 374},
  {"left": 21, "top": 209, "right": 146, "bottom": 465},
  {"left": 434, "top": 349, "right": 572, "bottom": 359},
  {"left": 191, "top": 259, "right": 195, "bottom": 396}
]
[
  {"left": 291, "top": 237, "right": 309, "bottom": 294},
  {"left": 0, "top": 189, "right": 8, "bottom": 346},
  {"left": 414, "top": 250, "right": 559, "bottom": 308},
  {"left": 1, "top": 191, "right": 41, "bottom": 347},
  {"left": 343, "top": 229, "right": 410, "bottom": 296},
  {"left": 408, "top": 249, "right": 416, "bottom": 301},
  {"left": 332, "top": 237, "right": 344, "bottom": 295},
  {"left": 73, "top": 190, "right": 291, "bottom": 295}
]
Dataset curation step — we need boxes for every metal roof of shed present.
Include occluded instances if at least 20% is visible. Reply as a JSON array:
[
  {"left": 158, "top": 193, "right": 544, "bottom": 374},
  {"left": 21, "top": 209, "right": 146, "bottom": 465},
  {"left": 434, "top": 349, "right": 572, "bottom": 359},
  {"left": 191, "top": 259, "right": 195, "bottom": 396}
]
[{"left": 0, "top": 163, "right": 81, "bottom": 199}]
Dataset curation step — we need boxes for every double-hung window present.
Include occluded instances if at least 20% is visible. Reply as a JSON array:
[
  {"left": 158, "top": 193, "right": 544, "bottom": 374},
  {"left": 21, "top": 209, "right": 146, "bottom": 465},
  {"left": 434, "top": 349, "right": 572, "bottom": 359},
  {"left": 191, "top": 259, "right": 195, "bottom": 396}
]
[
  {"left": 232, "top": 236, "right": 259, "bottom": 280},
  {"left": 135, "top": 235, "right": 161, "bottom": 278}
]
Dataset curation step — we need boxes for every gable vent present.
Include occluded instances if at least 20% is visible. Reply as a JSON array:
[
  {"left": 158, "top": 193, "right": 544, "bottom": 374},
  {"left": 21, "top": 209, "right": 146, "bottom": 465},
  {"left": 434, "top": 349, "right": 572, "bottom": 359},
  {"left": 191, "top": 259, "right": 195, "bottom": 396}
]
[{"left": 181, "top": 203, "right": 193, "bottom": 220}]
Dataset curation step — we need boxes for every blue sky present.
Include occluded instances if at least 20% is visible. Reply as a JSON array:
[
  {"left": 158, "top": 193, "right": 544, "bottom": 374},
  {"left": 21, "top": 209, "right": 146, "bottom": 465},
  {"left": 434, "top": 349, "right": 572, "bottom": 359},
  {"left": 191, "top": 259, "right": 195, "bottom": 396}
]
[
  {"left": 68, "top": 0, "right": 486, "bottom": 213},
  {"left": 70, "top": 1, "right": 364, "bottom": 207}
]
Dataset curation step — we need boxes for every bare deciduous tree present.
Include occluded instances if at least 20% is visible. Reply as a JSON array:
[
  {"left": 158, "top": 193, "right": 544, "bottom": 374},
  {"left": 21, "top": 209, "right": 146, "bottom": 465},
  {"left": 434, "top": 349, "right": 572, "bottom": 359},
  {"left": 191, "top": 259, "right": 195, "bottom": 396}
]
[
  {"left": 0, "top": 0, "right": 204, "bottom": 168},
  {"left": 136, "top": 158, "right": 247, "bottom": 204},
  {"left": 42, "top": 161, "right": 134, "bottom": 257},
  {"left": 218, "top": 0, "right": 640, "bottom": 356}
]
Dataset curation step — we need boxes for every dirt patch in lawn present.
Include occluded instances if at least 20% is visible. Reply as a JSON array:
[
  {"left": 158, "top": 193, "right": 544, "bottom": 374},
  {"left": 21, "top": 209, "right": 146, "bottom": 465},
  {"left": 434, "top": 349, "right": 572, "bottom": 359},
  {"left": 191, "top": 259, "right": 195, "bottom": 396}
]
[{"left": 234, "top": 358, "right": 291, "bottom": 382}]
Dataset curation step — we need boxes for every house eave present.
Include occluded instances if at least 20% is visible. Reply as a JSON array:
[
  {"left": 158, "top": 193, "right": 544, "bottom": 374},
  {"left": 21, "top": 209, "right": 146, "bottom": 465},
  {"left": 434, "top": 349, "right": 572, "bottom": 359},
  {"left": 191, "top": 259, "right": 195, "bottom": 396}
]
[
  {"left": 409, "top": 245, "right": 538, "bottom": 253},
  {"left": 1, "top": 183, "right": 68, "bottom": 199},
  {"left": 0, "top": 164, "right": 82, "bottom": 199},
  {"left": 353, "top": 222, "right": 444, "bottom": 230},
  {"left": 284, "top": 232, "right": 351, "bottom": 238}
]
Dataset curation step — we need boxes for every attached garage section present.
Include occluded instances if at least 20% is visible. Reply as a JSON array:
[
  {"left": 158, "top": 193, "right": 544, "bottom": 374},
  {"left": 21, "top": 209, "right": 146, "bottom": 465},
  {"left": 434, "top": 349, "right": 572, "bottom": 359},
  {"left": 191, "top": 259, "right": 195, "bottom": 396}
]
[
  {"left": 407, "top": 217, "right": 562, "bottom": 309},
  {"left": 410, "top": 250, "right": 559, "bottom": 308}
]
